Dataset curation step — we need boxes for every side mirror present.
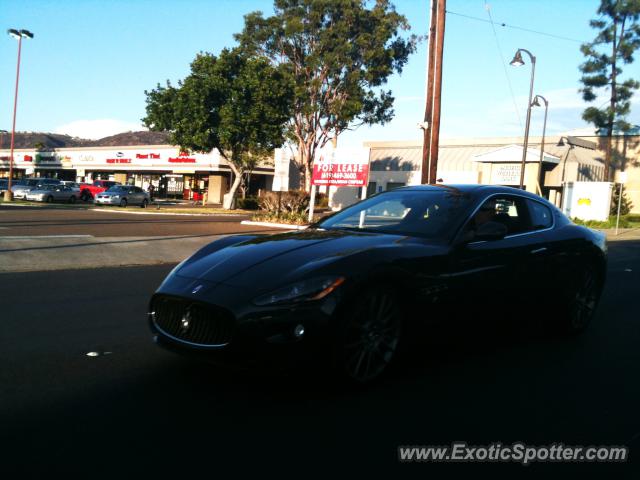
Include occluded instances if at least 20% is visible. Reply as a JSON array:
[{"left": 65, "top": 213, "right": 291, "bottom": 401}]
[{"left": 474, "top": 221, "right": 508, "bottom": 241}]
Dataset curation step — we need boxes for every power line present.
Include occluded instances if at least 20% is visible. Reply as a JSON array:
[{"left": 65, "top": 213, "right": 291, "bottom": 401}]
[
  {"left": 446, "top": 9, "right": 586, "bottom": 44},
  {"left": 483, "top": 2, "right": 522, "bottom": 129}
]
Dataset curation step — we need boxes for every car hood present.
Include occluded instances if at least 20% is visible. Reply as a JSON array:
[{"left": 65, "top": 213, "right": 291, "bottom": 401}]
[{"left": 174, "top": 228, "right": 419, "bottom": 286}]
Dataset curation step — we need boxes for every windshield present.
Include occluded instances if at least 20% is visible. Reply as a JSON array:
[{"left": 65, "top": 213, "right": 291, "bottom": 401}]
[
  {"left": 106, "top": 186, "right": 127, "bottom": 193},
  {"left": 316, "top": 189, "right": 473, "bottom": 240}
]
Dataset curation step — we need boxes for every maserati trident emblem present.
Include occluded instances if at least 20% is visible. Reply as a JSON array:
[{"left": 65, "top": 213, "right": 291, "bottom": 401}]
[{"left": 180, "top": 308, "right": 192, "bottom": 333}]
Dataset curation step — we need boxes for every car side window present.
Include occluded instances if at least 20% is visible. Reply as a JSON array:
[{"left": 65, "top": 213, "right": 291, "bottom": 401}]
[
  {"left": 465, "top": 195, "right": 531, "bottom": 236},
  {"left": 527, "top": 199, "right": 553, "bottom": 230}
]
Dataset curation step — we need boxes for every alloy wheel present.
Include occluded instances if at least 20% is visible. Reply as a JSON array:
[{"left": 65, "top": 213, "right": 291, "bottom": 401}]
[{"left": 341, "top": 291, "right": 402, "bottom": 383}]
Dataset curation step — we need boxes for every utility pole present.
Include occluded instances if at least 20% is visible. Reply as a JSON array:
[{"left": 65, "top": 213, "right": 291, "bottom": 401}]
[{"left": 421, "top": 0, "right": 446, "bottom": 185}]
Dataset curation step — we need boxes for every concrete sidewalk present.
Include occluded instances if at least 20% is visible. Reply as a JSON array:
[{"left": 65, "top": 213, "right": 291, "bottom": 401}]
[
  {"left": 0, "top": 234, "right": 224, "bottom": 273},
  {"left": 601, "top": 227, "right": 640, "bottom": 241}
]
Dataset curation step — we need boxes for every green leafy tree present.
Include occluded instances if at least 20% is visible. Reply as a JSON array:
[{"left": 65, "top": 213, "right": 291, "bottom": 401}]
[
  {"left": 610, "top": 183, "right": 634, "bottom": 215},
  {"left": 579, "top": 0, "right": 640, "bottom": 181},
  {"left": 235, "top": 0, "right": 417, "bottom": 190},
  {"left": 143, "top": 48, "right": 292, "bottom": 208}
]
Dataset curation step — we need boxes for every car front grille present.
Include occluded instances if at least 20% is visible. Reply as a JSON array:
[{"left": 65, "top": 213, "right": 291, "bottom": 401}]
[{"left": 151, "top": 295, "right": 235, "bottom": 346}]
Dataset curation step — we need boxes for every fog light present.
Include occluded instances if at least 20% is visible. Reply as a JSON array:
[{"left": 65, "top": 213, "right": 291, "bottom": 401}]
[{"left": 294, "top": 324, "right": 305, "bottom": 338}]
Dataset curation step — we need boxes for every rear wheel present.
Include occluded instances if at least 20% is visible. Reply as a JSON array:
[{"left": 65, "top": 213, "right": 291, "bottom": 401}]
[
  {"left": 81, "top": 191, "right": 91, "bottom": 202},
  {"left": 335, "top": 288, "right": 403, "bottom": 384},
  {"left": 46, "top": 195, "right": 54, "bottom": 203},
  {"left": 141, "top": 198, "right": 148, "bottom": 208},
  {"left": 119, "top": 198, "right": 128, "bottom": 208},
  {"left": 68, "top": 195, "right": 76, "bottom": 204}
]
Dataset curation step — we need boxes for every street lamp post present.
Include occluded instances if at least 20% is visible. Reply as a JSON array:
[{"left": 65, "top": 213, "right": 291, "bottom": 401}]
[
  {"left": 4, "top": 28, "right": 34, "bottom": 201},
  {"left": 510, "top": 48, "right": 536, "bottom": 190},
  {"left": 531, "top": 94, "right": 549, "bottom": 197}
]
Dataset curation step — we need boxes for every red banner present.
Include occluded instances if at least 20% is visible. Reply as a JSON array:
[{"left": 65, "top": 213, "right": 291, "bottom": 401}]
[{"left": 311, "top": 163, "right": 369, "bottom": 187}]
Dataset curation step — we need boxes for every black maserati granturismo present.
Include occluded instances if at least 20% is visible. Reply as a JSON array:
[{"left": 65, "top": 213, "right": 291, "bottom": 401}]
[{"left": 148, "top": 185, "right": 607, "bottom": 383}]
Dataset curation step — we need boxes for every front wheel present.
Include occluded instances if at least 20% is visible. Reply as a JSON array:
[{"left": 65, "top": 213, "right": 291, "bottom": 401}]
[
  {"left": 140, "top": 199, "right": 148, "bottom": 208},
  {"left": 46, "top": 195, "right": 54, "bottom": 203},
  {"left": 334, "top": 288, "right": 403, "bottom": 384},
  {"left": 68, "top": 195, "right": 76, "bottom": 204},
  {"left": 562, "top": 266, "right": 602, "bottom": 335},
  {"left": 119, "top": 198, "right": 128, "bottom": 208}
]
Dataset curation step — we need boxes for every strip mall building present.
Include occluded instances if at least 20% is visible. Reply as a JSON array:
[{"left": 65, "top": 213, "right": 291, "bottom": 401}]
[
  {"left": 0, "top": 143, "right": 274, "bottom": 203},
  {"left": 2, "top": 132, "right": 638, "bottom": 213}
]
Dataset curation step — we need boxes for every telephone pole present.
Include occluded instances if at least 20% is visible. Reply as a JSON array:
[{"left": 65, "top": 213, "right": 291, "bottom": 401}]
[{"left": 421, "top": 0, "right": 446, "bottom": 185}]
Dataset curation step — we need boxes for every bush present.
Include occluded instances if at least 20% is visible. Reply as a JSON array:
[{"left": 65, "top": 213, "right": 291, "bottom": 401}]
[
  {"left": 625, "top": 214, "right": 640, "bottom": 223},
  {"left": 252, "top": 211, "right": 308, "bottom": 225},
  {"left": 236, "top": 196, "right": 260, "bottom": 210},
  {"left": 572, "top": 215, "right": 630, "bottom": 229},
  {"left": 259, "top": 190, "right": 310, "bottom": 213},
  {"left": 315, "top": 192, "right": 329, "bottom": 208}
]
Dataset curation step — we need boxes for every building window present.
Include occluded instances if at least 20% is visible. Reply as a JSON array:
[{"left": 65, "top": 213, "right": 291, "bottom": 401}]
[
  {"left": 386, "top": 182, "right": 406, "bottom": 191},
  {"left": 367, "top": 181, "right": 377, "bottom": 197}
]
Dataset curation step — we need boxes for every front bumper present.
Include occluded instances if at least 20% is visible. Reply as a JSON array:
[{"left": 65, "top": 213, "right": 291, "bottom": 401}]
[
  {"left": 95, "top": 196, "right": 120, "bottom": 204},
  {"left": 149, "top": 288, "right": 338, "bottom": 369},
  {"left": 25, "top": 195, "right": 46, "bottom": 202}
]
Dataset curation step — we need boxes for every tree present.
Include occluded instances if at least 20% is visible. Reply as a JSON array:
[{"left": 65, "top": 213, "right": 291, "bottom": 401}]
[
  {"left": 143, "top": 48, "right": 292, "bottom": 208},
  {"left": 610, "top": 183, "right": 634, "bottom": 215},
  {"left": 579, "top": 0, "right": 640, "bottom": 181},
  {"left": 235, "top": 0, "right": 417, "bottom": 191}
]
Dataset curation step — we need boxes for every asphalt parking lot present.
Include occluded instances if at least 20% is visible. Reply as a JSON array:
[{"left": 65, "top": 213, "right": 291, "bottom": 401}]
[{"left": 0, "top": 237, "right": 638, "bottom": 477}]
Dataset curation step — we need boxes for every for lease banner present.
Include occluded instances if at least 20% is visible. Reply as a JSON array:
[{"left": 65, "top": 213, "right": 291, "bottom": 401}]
[{"left": 311, "top": 147, "right": 370, "bottom": 187}]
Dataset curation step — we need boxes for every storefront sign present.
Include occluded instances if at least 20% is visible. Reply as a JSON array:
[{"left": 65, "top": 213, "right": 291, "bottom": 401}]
[
  {"left": 169, "top": 157, "right": 196, "bottom": 163},
  {"left": 491, "top": 164, "right": 521, "bottom": 185},
  {"left": 311, "top": 148, "right": 370, "bottom": 187},
  {"left": 106, "top": 158, "right": 132, "bottom": 164},
  {"left": 136, "top": 153, "right": 161, "bottom": 159},
  {"left": 24, "top": 155, "right": 33, "bottom": 162}
]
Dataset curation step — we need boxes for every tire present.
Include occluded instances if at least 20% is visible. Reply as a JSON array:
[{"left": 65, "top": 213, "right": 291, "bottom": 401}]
[
  {"left": 81, "top": 191, "right": 90, "bottom": 202},
  {"left": 69, "top": 195, "right": 76, "bottom": 204},
  {"left": 140, "top": 199, "right": 148, "bottom": 208},
  {"left": 119, "top": 198, "right": 128, "bottom": 208},
  {"left": 561, "top": 265, "right": 602, "bottom": 335},
  {"left": 46, "top": 195, "right": 54, "bottom": 203},
  {"left": 334, "top": 287, "right": 403, "bottom": 384}
]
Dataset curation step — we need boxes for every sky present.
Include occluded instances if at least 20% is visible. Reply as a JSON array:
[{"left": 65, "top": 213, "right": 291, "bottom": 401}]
[{"left": 1, "top": 0, "right": 639, "bottom": 147}]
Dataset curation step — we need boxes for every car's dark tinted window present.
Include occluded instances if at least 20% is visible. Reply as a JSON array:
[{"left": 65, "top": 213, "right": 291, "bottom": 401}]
[
  {"left": 465, "top": 195, "right": 530, "bottom": 236},
  {"left": 527, "top": 199, "right": 553, "bottom": 230},
  {"left": 317, "top": 189, "right": 472, "bottom": 239}
]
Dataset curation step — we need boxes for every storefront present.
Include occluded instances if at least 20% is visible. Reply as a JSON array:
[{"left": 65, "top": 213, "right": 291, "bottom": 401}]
[{"left": 0, "top": 143, "right": 275, "bottom": 204}]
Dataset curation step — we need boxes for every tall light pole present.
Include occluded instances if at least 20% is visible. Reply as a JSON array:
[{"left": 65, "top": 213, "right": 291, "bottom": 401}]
[
  {"left": 4, "top": 28, "right": 34, "bottom": 201},
  {"left": 531, "top": 94, "right": 548, "bottom": 197},
  {"left": 510, "top": 48, "right": 536, "bottom": 190}
]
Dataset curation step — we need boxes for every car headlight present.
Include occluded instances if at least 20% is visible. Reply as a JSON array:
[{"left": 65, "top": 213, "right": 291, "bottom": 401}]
[{"left": 252, "top": 276, "right": 345, "bottom": 306}]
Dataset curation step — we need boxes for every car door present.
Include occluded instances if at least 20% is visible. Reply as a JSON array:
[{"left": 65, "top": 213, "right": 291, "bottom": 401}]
[{"left": 447, "top": 194, "right": 534, "bottom": 306}]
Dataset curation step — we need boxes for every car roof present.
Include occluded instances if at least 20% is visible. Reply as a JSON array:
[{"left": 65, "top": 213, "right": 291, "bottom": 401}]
[{"left": 397, "top": 184, "right": 548, "bottom": 201}]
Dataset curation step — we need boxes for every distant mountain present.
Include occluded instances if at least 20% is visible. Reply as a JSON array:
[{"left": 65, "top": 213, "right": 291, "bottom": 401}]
[
  {"left": 0, "top": 131, "right": 171, "bottom": 149},
  {"left": 93, "top": 131, "right": 171, "bottom": 146}
]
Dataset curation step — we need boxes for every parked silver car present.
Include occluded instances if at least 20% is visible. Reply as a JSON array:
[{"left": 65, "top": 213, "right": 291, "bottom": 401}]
[
  {"left": 94, "top": 185, "right": 150, "bottom": 207},
  {"left": 13, "top": 178, "right": 62, "bottom": 199},
  {"left": 26, "top": 184, "right": 79, "bottom": 203}
]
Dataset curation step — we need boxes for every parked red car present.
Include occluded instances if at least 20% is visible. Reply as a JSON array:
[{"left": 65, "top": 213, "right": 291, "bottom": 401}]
[{"left": 80, "top": 180, "right": 120, "bottom": 201}]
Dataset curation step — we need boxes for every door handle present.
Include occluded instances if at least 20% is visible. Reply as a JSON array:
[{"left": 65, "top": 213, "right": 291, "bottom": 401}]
[{"left": 530, "top": 247, "right": 547, "bottom": 255}]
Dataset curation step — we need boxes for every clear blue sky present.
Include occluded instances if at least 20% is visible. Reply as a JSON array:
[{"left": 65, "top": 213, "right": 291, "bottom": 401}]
[{"left": 1, "top": 0, "right": 639, "bottom": 146}]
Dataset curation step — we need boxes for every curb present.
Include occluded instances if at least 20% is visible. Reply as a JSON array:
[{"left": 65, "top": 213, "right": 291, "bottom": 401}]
[
  {"left": 240, "top": 220, "right": 308, "bottom": 230},
  {"left": 90, "top": 208, "right": 245, "bottom": 217}
]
